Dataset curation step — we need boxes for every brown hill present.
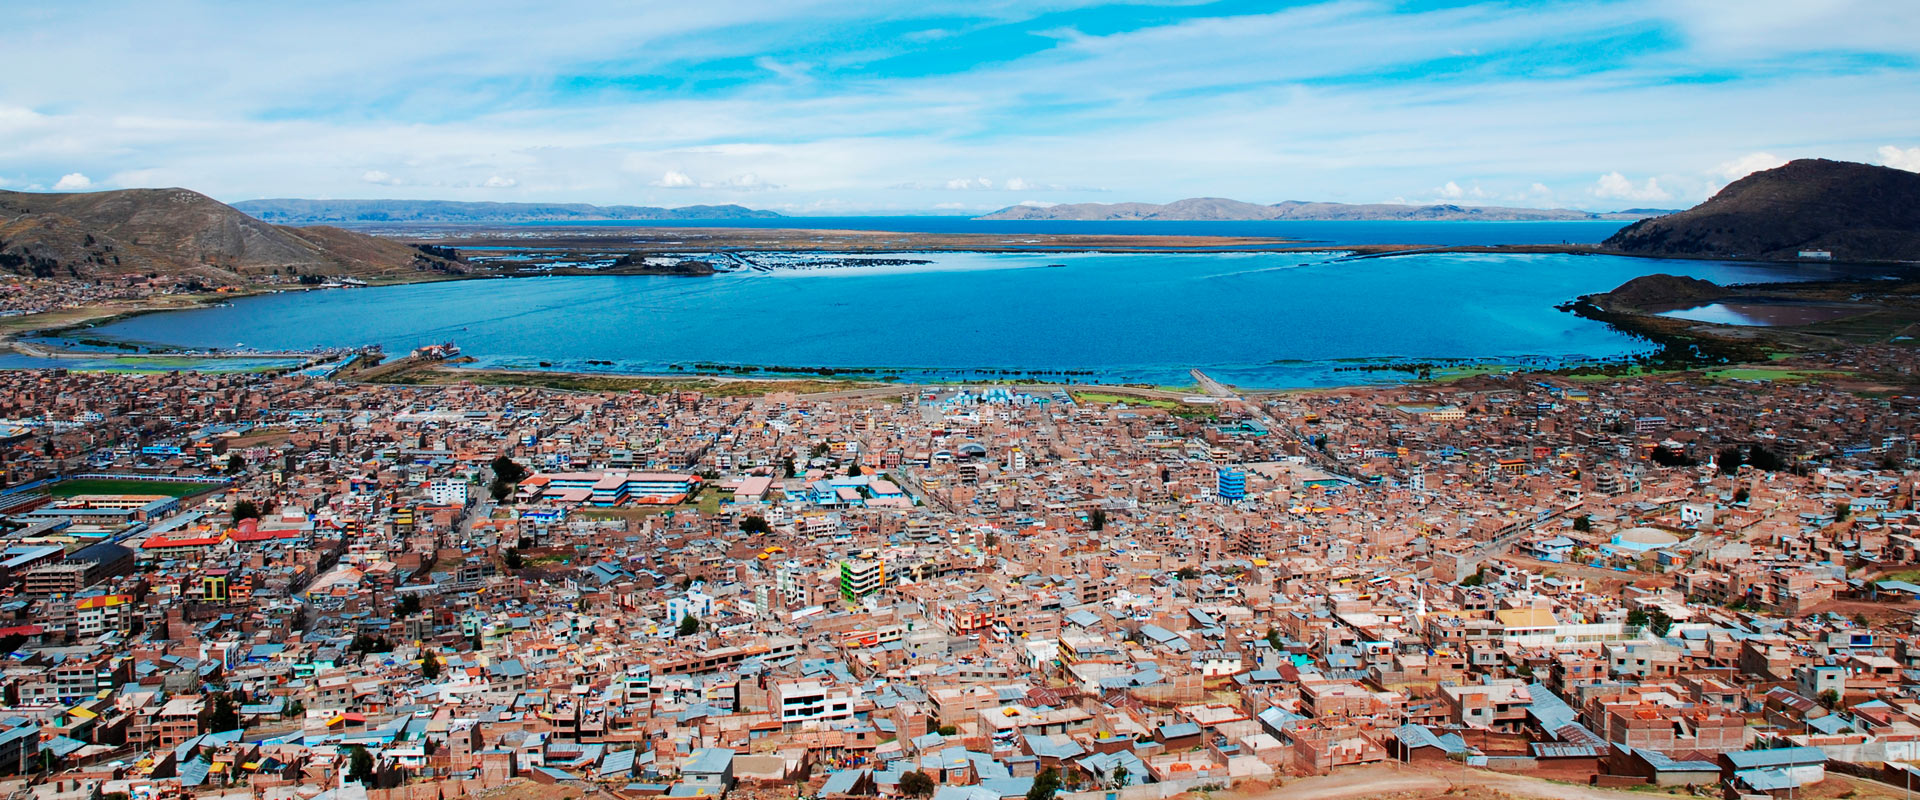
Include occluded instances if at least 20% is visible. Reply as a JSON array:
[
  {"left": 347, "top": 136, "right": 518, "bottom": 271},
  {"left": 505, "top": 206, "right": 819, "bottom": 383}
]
[
  {"left": 0, "top": 187, "right": 458, "bottom": 282},
  {"left": 1603, "top": 158, "right": 1920, "bottom": 262},
  {"left": 1589, "top": 274, "right": 1727, "bottom": 311}
]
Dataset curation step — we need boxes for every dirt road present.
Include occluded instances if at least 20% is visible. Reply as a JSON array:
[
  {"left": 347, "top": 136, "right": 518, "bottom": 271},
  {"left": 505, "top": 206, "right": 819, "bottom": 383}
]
[{"left": 1230, "top": 764, "right": 1655, "bottom": 800}]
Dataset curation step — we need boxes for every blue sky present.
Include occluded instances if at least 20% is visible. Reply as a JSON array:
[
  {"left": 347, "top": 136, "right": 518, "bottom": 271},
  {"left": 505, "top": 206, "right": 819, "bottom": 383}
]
[{"left": 3, "top": 0, "right": 1918, "bottom": 213}]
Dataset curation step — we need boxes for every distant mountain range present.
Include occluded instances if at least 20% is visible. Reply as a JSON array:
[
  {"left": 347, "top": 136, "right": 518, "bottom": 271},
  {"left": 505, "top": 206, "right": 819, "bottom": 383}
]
[
  {"left": 1605, "top": 158, "right": 1920, "bottom": 262},
  {"left": 232, "top": 198, "right": 783, "bottom": 225},
  {"left": 977, "top": 197, "right": 1672, "bottom": 222},
  {"left": 0, "top": 188, "right": 457, "bottom": 282}
]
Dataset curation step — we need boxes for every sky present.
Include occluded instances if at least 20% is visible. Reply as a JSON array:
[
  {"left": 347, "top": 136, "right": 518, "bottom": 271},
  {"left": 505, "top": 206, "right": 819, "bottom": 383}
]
[{"left": 3, "top": 0, "right": 1919, "bottom": 215}]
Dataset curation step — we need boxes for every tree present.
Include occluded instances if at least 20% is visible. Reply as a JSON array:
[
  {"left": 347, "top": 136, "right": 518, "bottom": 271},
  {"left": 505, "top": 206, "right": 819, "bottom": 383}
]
[
  {"left": 1733, "top": 487, "right": 1750, "bottom": 504},
  {"left": 740, "top": 516, "right": 771, "bottom": 535},
  {"left": 1572, "top": 515, "right": 1591, "bottom": 532},
  {"left": 848, "top": 463, "right": 863, "bottom": 477},
  {"left": 1108, "top": 766, "right": 1130, "bottom": 790},
  {"left": 1835, "top": 503, "right": 1852, "bottom": 522},
  {"left": 1716, "top": 446, "right": 1745, "bottom": 475},
  {"left": 207, "top": 692, "right": 238, "bottom": 733},
  {"left": 1819, "top": 689, "right": 1841, "bottom": 709},
  {"left": 1648, "top": 609, "right": 1674, "bottom": 637},
  {"left": 504, "top": 547, "right": 524, "bottom": 571},
  {"left": 1626, "top": 609, "right": 1650, "bottom": 629},
  {"left": 782, "top": 456, "right": 796, "bottom": 477},
  {"left": 232, "top": 500, "right": 261, "bottom": 522},
  {"left": 1649, "top": 445, "right": 1695, "bottom": 468},
  {"left": 350, "top": 634, "right": 393, "bottom": 653},
  {"left": 1459, "top": 566, "right": 1486, "bottom": 587},
  {"left": 1027, "top": 767, "right": 1061, "bottom": 800},
  {"left": 1748, "top": 444, "right": 1786, "bottom": 472},
  {"left": 394, "top": 595, "right": 422, "bottom": 618},
  {"left": 225, "top": 454, "right": 246, "bottom": 475},
  {"left": 490, "top": 455, "right": 527, "bottom": 501},
  {"left": 421, "top": 649, "right": 442, "bottom": 681},
  {"left": 1089, "top": 508, "right": 1107, "bottom": 532},
  {"left": 1175, "top": 567, "right": 1200, "bottom": 581},
  {"left": 348, "top": 745, "right": 375, "bottom": 785},
  {"left": 678, "top": 614, "right": 700, "bottom": 637},
  {"left": 900, "top": 770, "right": 936, "bottom": 798},
  {"left": 936, "top": 724, "right": 959, "bottom": 736}
]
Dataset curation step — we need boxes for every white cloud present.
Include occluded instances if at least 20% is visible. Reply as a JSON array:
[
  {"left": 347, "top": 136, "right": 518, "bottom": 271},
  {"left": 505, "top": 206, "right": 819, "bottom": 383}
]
[
  {"left": 652, "top": 170, "right": 696, "bottom": 188},
  {"left": 1003, "top": 177, "right": 1032, "bottom": 191},
  {"left": 360, "top": 170, "right": 401, "bottom": 185},
  {"left": 1015, "top": 200, "right": 1056, "bottom": 207},
  {"left": 53, "top": 172, "right": 92, "bottom": 190},
  {"left": 1437, "top": 180, "right": 1463, "bottom": 198},
  {"left": 945, "top": 177, "right": 993, "bottom": 190},
  {"left": 1591, "top": 171, "right": 1672, "bottom": 202},
  {"left": 1714, "top": 151, "right": 1787, "bottom": 181},
  {"left": 482, "top": 175, "right": 518, "bottom": 188},
  {"left": 1879, "top": 145, "right": 1920, "bottom": 173}
]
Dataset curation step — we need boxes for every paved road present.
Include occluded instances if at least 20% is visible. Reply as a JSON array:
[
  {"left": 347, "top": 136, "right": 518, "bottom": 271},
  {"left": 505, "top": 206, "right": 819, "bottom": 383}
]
[{"left": 1191, "top": 368, "right": 1236, "bottom": 398}]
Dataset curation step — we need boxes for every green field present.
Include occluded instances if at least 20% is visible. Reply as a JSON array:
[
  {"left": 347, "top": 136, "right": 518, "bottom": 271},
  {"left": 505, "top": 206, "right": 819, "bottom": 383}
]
[
  {"left": 1700, "top": 367, "right": 1846, "bottom": 382},
  {"left": 47, "top": 478, "right": 221, "bottom": 498}
]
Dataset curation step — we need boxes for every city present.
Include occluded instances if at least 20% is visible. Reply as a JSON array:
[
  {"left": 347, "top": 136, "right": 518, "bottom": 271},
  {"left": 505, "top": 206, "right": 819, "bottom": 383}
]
[{"left": 1, "top": 333, "right": 1918, "bottom": 799}]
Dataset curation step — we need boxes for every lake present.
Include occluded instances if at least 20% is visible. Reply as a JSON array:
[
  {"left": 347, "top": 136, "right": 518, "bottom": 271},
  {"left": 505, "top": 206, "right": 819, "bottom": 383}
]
[
  {"left": 61, "top": 250, "right": 1835, "bottom": 387},
  {"left": 528, "top": 217, "right": 1630, "bottom": 247}
]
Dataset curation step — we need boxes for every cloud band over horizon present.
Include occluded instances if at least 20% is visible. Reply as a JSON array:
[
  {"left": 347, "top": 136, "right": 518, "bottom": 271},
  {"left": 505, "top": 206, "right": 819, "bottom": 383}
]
[{"left": 2, "top": 0, "right": 1918, "bottom": 213}]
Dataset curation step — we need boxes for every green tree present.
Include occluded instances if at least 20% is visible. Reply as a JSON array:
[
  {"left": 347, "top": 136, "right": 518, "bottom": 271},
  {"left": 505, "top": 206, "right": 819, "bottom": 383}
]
[
  {"left": 1572, "top": 514, "right": 1591, "bottom": 532},
  {"left": 394, "top": 595, "right": 422, "bottom": 618},
  {"left": 848, "top": 463, "right": 863, "bottom": 477},
  {"left": 421, "top": 649, "right": 442, "bottom": 681},
  {"left": 1649, "top": 609, "right": 1674, "bottom": 637},
  {"left": 232, "top": 500, "right": 261, "bottom": 522},
  {"left": 1716, "top": 446, "right": 1745, "bottom": 475},
  {"left": 678, "top": 614, "right": 700, "bottom": 637},
  {"left": 490, "top": 455, "right": 527, "bottom": 501},
  {"left": 740, "top": 516, "right": 771, "bottom": 535},
  {"left": 900, "top": 770, "right": 936, "bottom": 798},
  {"left": 225, "top": 454, "right": 246, "bottom": 475},
  {"left": 1027, "top": 767, "right": 1061, "bottom": 800},
  {"left": 348, "top": 745, "right": 375, "bottom": 785},
  {"left": 1819, "top": 689, "right": 1841, "bottom": 709},
  {"left": 207, "top": 692, "right": 238, "bottom": 733},
  {"left": 1733, "top": 487, "right": 1750, "bottom": 504},
  {"left": 1089, "top": 508, "right": 1107, "bottom": 531},
  {"left": 504, "top": 547, "right": 524, "bottom": 571},
  {"left": 1626, "top": 609, "right": 1649, "bottom": 629},
  {"left": 782, "top": 456, "right": 796, "bottom": 477},
  {"left": 1109, "top": 766, "right": 1130, "bottom": 789}
]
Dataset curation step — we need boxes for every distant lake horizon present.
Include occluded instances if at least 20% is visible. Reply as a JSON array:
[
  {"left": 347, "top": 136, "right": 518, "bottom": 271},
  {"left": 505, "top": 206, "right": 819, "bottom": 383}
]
[
  {"left": 496, "top": 217, "right": 1634, "bottom": 247},
  {"left": 60, "top": 250, "right": 1845, "bottom": 388}
]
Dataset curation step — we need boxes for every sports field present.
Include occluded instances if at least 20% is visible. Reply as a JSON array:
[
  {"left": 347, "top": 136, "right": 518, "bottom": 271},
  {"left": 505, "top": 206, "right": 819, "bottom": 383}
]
[{"left": 45, "top": 478, "right": 221, "bottom": 498}]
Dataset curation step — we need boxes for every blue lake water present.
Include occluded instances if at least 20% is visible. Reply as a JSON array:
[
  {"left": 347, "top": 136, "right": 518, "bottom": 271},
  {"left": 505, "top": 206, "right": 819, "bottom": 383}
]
[{"left": 62, "top": 251, "right": 1839, "bottom": 387}]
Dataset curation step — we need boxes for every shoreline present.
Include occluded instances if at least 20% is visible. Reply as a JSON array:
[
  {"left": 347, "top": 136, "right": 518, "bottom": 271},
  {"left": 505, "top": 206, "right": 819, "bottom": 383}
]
[{"left": 5, "top": 238, "right": 1906, "bottom": 389}]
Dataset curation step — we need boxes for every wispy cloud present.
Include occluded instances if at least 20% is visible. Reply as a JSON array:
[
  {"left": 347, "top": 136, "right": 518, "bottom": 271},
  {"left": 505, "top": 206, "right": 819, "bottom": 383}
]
[{"left": 0, "top": 1, "right": 1913, "bottom": 210}]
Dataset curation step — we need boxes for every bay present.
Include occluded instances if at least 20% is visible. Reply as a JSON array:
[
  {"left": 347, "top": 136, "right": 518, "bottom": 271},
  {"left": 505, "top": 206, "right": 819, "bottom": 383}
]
[{"left": 65, "top": 250, "right": 1838, "bottom": 387}]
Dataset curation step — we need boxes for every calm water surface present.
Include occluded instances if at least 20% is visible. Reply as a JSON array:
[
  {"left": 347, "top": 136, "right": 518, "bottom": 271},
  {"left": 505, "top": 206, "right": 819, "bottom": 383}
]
[{"left": 75, "top": 251, "right": 1833, "bottom": 387}]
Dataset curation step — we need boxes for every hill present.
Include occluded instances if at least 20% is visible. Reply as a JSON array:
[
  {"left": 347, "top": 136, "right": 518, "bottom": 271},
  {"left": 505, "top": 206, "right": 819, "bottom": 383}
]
[
  {"left": 0, "top": 188, "right": 458, "bottom": 283},
  {"left": 1603, "top": 158, "right": 1920, "bottom": 262},
  {"left": 232, "top": 198, "right": 782, "bottom": 225},
  {"left": 977, "top": 197, "right": 1668, "bottom": 222},
  {"left": 1588, "top": 274, "right": 1728, "bottom": 311}
]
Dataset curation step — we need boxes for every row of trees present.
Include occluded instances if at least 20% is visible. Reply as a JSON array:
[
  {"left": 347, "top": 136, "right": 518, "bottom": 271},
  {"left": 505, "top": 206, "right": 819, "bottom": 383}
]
[{"left": 899, "top": 765, "right": 1096, "bottom": 799}]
